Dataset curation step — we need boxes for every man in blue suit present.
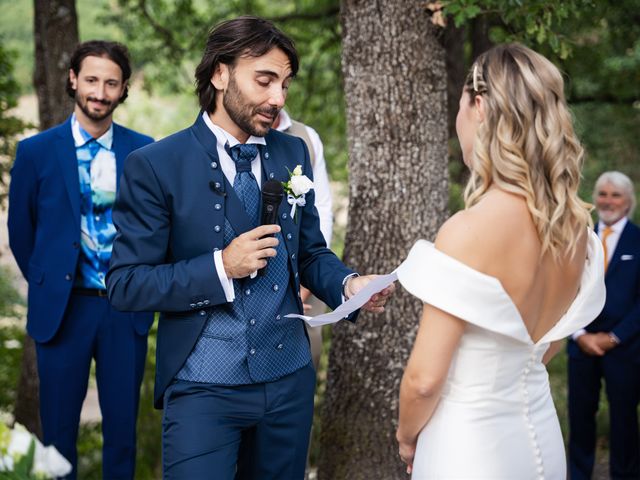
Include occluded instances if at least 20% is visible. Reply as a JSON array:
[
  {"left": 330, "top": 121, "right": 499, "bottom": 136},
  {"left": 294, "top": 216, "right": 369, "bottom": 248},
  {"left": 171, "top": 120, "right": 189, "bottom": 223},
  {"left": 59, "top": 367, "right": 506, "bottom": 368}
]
[
  {"left": 107, "top": 16, "right": 393, "bottom": 479},
  {"left": 8, "top": 41, "right": 153, "bottom": 479},
  {"left": 568, "top": 171, "right": 640, "bottom": 479}
]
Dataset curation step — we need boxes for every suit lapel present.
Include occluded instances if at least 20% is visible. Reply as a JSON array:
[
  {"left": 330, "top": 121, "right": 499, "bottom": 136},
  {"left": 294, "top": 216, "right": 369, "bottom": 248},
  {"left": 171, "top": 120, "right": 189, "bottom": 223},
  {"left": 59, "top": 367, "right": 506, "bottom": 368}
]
[
  {"left": 190, "top": 115, "right": 254, "bottom": 236},
  {"left": 606, "top": 221, "right": 632, "bottom": 277},
  {"left": 55, "top": 117, "right": 81, "bottom": 227},
  {"left": 112, "top": 123, "right": 129, "bottom": 191}
]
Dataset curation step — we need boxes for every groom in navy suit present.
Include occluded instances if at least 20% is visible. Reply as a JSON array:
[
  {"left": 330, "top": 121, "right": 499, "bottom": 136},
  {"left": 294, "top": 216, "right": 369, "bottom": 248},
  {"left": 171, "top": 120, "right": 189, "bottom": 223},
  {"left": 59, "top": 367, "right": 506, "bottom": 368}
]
[
  {"left": 568, "top": 171, "right": 640, "bottom": 479},
  {"left": 107, "top": 16, "right": 393, "bottom": 479},
  {"left": 8, "top": 41, "right": 153, "bottom": 479}
]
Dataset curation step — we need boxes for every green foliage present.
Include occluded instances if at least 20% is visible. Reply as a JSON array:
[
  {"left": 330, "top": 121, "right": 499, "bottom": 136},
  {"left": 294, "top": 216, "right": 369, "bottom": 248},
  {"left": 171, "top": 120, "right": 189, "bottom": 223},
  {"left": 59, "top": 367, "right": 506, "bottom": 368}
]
[
  {"left": 0, "top": 40, "right": 29, "bottom": 207},
  {"left": 443, "top": 0, "right": 597, "bottom": 59},
  {"left": 100, "top": 0, "right": 349, "bottom": 180},
  {"left": 0, "top": 438, "right": 36, "bottom": 479},
  {"left": 559, "top": 0, "right": 640, "bottom": 103},
  {"left": 0, "top": 268, "right": 24, "bottom": 412}
]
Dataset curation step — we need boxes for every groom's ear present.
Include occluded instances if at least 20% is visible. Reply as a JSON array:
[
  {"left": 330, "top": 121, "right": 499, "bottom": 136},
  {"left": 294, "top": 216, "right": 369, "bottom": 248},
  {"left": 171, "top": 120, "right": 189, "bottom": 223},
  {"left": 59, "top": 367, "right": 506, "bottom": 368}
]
[
  {"left": 474, "top": 95, "right": 486, "bottom": 123},
  {"left": 211, "top": 63, "right": 229, "bottom": 91}
]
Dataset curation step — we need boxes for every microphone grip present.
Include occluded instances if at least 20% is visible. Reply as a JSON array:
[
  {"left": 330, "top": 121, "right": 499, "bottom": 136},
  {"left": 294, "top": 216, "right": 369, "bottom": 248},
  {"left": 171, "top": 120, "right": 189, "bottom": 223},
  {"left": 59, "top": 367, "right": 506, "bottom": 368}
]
[{"left": 258, "top": 202, "right": 279, "bottom": 276}]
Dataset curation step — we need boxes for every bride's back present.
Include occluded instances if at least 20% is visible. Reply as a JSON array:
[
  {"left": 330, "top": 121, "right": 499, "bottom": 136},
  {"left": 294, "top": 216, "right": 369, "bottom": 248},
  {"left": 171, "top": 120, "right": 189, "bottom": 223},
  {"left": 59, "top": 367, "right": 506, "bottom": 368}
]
[{"left": 440, "top": 188, "right": 588, "bottom": 343}]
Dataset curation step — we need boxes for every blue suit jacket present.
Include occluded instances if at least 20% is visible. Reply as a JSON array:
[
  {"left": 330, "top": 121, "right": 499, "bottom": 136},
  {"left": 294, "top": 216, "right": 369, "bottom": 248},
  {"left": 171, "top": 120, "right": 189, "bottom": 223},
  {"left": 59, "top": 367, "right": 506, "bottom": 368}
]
[
  {"left": 568, "top": 220, "right": 640, "bottom": 361},
  {"left": 106, "top": 115, "right": 357, "bottom": 407},
  {"left": 8, "top": 116, "right": 155, "bottom": 343}
]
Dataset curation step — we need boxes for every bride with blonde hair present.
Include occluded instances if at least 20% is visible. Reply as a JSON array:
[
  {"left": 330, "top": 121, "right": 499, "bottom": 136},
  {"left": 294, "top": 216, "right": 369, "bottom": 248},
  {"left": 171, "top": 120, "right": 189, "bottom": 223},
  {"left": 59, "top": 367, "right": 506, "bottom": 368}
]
[{"left": 396, "top": 43, "right": 606, "bottom": 479}]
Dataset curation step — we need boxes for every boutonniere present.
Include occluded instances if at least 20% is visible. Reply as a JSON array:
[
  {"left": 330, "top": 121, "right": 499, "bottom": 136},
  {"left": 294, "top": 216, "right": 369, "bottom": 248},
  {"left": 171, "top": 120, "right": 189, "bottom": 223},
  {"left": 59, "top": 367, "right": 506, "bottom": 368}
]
[{"left": 282, "top": 165, "right": 314, "bottom": 222}]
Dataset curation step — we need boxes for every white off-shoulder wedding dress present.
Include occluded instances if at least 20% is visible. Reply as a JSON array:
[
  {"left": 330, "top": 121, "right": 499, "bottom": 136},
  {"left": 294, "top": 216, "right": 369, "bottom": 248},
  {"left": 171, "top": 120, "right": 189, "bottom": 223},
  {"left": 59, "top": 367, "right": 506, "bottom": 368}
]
[{"left": 397, "top": 231, "right": 606, "bottom": 480}]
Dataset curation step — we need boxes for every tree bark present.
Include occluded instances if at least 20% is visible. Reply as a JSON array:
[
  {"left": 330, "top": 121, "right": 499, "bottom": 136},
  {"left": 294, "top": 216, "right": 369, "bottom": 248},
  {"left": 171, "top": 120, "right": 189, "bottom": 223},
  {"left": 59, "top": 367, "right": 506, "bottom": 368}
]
[
  {"left": 318, "top": 2, "right": 449, "bottom": 479},
  {"left": 33, "top": 0, "right": 78, "bottom": 129},
  {"left": 444, "top": 21, "right": 467, "bottom": 141},
  {"left": 14, "top": 0, "right": 79, "bottom": 438},
  {"left": 471, "top": 15, "right": 493, "bottom": 61}
]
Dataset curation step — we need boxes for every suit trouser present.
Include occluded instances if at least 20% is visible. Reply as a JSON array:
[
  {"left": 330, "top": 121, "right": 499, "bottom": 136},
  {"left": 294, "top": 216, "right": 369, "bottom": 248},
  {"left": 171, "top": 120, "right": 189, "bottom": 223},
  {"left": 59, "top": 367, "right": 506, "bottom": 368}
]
[
  {"left": 35, "top": 293, "right": 148, "bottom": 480},
  {"left": 568, "top": 349, "right": 640, "bottom": 479},
  {"left": 162, "top": 362, "right": 316, "bottom": 480}
]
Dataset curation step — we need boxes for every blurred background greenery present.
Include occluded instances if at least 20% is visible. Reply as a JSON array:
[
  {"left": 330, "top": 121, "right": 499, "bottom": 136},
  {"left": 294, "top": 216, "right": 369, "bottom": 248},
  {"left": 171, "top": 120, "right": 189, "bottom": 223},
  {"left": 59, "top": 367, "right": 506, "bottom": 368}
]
[{"left": 0, "top": 0, "right": 638, "bottom": 477}]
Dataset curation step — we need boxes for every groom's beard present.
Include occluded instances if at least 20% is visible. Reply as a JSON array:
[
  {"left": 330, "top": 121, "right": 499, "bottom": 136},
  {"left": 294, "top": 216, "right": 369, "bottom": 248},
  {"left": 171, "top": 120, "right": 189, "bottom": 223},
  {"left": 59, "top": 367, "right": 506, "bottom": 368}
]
[{"left": 222, "top": 75, "right": 280, "bottom": 138}]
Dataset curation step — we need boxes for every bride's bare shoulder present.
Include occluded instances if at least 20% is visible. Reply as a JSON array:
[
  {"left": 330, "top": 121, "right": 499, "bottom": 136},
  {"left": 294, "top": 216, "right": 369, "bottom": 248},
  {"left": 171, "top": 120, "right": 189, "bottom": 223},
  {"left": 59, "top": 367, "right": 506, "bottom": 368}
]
[{"left": 435, "top": 190, "right": 534, "bottom": 269}]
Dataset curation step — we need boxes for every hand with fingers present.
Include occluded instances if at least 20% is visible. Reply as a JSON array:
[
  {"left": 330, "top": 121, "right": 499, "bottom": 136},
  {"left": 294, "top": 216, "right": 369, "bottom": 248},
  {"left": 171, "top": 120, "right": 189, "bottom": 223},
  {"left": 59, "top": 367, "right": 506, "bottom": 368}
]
[
  {"left": 576, "top": 332, "right": 607, "bottom": 356},
  {"left": 344, "top": 275, "right": 396, "bottom": 313},
  {"left": 397, "top": 435, "right": 416, "bottom": 475},
  {"left": 222, "top": 224, "right": 281, "bottom": 279}
]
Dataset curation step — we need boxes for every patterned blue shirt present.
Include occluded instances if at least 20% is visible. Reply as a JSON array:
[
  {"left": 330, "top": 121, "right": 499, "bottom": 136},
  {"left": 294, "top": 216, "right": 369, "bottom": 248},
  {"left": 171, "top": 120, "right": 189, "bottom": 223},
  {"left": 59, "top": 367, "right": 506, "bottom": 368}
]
[{"left": 71, "top": 115, "right": 116, "bottom": 289}]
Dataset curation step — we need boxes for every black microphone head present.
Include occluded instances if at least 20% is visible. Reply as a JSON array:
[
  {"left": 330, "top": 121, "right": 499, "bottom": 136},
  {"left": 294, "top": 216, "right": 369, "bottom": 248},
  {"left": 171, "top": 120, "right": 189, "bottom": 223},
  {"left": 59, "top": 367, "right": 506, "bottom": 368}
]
[{"left": 262, "top": 179, "right": 284, "bottom": 201}]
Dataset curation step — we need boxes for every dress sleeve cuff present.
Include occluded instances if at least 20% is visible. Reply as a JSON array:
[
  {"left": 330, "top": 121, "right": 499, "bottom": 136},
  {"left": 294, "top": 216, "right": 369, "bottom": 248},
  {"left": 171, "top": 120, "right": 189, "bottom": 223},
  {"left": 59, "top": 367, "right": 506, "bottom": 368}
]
[
  {"left": 214, "top": 250, "right": 235, "bottom": 303},
  {"left": 571, "top": 329, "right": 587, "bottom": 341}
]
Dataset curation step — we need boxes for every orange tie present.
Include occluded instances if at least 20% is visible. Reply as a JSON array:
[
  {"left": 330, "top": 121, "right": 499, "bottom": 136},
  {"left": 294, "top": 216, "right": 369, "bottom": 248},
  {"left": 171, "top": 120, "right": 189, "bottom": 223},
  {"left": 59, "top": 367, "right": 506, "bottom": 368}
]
[{"left": 602, "top": 226, "right": 613, "bottom": 271}]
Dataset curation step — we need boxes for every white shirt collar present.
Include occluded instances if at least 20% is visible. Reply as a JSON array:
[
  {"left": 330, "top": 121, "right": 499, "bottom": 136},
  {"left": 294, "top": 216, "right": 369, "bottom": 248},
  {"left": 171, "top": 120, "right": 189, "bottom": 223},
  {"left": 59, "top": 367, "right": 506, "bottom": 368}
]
[
  {"left": 201, "top": 112, "right": 266, "bottom": 150},
  {"left": 71, "top": 113, "right": 113, "bottom": 150},
  {"left": 275, "top": 109, "right": 292, "bottom": 132},
  {"left": 599, "top": 216, "right": 627, "bottom": 235}
]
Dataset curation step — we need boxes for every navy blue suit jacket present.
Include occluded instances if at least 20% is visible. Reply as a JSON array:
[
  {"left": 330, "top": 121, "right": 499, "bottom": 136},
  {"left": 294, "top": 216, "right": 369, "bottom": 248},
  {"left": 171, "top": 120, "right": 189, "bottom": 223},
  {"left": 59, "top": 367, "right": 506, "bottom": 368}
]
[
  {"left": 8, "top": 117, "right": 155, "bottom": 343},
  {"left": 568, "top": 220, "right": 640, "bottom": 361},
  {"left": 106, "top": 115, "right": 356, "bottom": 407}
]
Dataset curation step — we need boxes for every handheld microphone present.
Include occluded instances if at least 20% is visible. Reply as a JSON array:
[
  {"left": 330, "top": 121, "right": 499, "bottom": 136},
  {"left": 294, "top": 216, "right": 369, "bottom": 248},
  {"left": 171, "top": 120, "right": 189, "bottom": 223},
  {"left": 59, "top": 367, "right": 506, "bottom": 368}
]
[{"left": 258, "top": 180, "right": 284, "bottom": 275}]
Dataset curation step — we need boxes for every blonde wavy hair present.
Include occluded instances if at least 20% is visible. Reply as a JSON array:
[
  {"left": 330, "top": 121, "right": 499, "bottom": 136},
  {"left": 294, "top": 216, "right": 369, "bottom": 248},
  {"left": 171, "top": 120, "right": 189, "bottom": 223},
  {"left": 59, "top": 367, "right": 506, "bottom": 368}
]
[{"left": 463, "top": 43, "right": 592, "bottom": 259}]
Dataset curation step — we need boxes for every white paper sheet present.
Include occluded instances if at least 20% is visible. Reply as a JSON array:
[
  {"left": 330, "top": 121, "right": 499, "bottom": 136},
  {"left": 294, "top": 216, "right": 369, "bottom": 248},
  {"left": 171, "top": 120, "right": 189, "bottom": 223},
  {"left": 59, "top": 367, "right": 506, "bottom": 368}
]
[{"left": 285, "top": 271, "right": 398, "bottom": 327}]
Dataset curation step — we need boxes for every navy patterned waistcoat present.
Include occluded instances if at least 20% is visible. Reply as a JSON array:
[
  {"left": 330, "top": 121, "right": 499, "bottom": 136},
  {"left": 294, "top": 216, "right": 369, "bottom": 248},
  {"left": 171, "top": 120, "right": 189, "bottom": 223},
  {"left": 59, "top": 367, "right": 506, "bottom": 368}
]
[{"left": 176, "top": 216, "right": 312, "bottom": 384}]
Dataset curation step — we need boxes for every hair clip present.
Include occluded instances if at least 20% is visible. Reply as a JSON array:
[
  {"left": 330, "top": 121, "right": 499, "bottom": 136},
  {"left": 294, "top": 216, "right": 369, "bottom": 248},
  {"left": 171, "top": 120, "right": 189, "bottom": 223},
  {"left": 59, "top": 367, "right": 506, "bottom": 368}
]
[{"left": 473, "top": 65, "right": 479, "bottom": 92}]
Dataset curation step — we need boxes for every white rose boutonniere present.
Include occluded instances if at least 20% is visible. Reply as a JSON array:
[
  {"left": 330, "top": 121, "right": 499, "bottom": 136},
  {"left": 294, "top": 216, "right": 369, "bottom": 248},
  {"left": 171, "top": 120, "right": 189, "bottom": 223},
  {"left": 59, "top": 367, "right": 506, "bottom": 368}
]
[{"left": 282, "top": 164, "right": 314, "bottom": 221}]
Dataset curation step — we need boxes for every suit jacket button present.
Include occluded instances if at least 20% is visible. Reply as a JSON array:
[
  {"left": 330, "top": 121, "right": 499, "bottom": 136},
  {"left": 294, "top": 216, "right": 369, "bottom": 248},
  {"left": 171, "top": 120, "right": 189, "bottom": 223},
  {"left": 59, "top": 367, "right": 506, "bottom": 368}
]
[
  {"left": 277, "top": 344, "right": 283, "bottom": 350},
  {"left": 64, "top": 274, "right": 72, "bottom": 281},
  {"left": 265, "top": 152, "right": 270, "bottom": 159},
  {"left": 272, "top": 284, "right": 279, "bottom": 292},
  {"left": 211, "top": 161, "right": 218, "bottom": 169},
  {"left": 249, "top": 319, "right": 256, "bottom": 326},
  {"left": 199, "top": 310, "right": 206, "bottom": 316},
  {"left": 214, "top": 225, "right": 221, "bottom": 233},
  {"left": 214, "top": 203, "right": 222, "bottom": 210},
  {"left": 190, "top": 303, "right": 196, "bottom": 308},
  {"left": 203, "top": 300, "right": 210, "bottom": 305},
  {"left": 291, "top": 253, "right": 296, "bottom": 260},
  {"left": 250, "top": 348, "right": 256, "bottom": 355},
  {"left": 269, "top": 172, "right": 275, "bottom": 179},
  {"left": 197, "top": 301, "right": 204, "bottom": 307},
  {"left": 281, "top": 213, "right": 288, "bottom": 220},
  {"left": 286, "top": 233, "right": 292, "bottom": 240},
  {"left": 276, "top": 314, "right": 281, "bottom": 320}
]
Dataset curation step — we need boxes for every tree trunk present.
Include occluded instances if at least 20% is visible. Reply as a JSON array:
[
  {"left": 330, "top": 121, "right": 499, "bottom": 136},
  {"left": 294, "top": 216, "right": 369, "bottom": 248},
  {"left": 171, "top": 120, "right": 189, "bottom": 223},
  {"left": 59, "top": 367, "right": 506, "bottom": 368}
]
[
  {"left": 444, "top": 21, "right": 467, "bottom": 141},
  {"left": 471, "top": 15, "right": 493, "bottom": 61},
  {"left": 318, "top": 2, "right": 449, "bottom": 479},
  {"left": 14, "top": 0, "right": 79, "bottom": 438},
  {"left": 33, "top": 0, "right": 78, "bottom": 129}
]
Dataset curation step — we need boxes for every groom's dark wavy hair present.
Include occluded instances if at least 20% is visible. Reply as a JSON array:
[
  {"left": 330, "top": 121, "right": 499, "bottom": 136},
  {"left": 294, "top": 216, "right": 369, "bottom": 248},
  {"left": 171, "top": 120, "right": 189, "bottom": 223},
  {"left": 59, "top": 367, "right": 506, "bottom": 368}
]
[{"left": 195, "top": 16, "right": 299, "bottom": 114}]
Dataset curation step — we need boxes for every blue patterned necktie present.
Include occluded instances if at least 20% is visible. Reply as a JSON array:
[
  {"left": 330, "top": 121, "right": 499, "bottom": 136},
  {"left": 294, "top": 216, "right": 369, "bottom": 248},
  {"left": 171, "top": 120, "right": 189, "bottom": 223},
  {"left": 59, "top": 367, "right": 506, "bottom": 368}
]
[{"left": 228, "top": 143, "right": 260, "bottom": 226}]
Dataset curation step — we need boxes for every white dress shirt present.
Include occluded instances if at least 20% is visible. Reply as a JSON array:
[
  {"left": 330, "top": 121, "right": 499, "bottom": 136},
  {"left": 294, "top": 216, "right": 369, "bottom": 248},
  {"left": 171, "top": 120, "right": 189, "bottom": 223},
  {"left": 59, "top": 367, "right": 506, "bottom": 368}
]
[{"left": 203, "top": 112, "right": 266, "bottom": 303}]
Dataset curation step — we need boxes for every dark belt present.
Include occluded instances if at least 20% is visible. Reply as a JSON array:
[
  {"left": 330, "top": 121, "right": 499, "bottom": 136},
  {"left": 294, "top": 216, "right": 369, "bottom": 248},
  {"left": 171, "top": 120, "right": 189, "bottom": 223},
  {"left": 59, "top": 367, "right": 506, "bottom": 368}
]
[{"left": 72, "top": 287, "right": 108, "bottom": 297}]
